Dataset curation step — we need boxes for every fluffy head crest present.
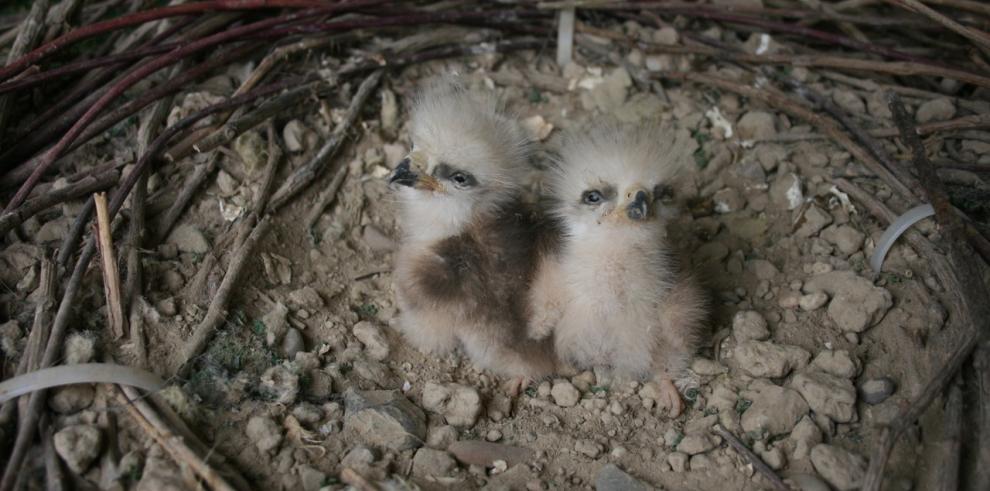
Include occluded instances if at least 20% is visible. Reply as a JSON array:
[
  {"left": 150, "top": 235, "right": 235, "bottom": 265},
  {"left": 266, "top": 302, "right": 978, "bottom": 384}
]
[
  {"left": 549, "top": 121, "right": 695, "bottom": 206},
  {"left": 408, "top": 77, "right": 531, "bottom": 193}
]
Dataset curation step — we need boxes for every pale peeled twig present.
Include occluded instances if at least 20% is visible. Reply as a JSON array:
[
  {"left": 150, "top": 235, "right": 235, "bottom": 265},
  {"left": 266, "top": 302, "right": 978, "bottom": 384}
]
[{"left": 94, "top": 192, "right": 126, "bottom": 339}]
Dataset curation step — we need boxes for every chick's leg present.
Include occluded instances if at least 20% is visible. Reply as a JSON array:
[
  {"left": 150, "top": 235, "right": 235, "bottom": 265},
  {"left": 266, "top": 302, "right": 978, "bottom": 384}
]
[
  {"left": 527, "top": 258, "right": 566, "bottom": 340},
  {"left": 651, "top": 273, "right": 707, "bottom": 419}
]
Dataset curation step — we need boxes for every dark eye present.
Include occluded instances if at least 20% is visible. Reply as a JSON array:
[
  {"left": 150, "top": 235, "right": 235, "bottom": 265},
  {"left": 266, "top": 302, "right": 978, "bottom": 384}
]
[
  {"left": 451, "top": 172, "right": 469, "bottom": 185},
  {"left": 582, "top": 190, "right": 603, "bottom": 205}
]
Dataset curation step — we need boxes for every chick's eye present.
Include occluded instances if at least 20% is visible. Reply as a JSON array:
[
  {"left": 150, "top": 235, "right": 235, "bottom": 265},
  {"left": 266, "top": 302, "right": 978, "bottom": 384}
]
[
  {"left": 450, "top": 172, "right": 469, "bottom": 185},
  {"left": 582, "top": 190, "right": 603, "bottom": 205}
]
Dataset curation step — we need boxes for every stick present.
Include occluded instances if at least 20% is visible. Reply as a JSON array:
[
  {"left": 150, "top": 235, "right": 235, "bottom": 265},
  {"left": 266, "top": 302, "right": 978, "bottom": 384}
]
[
  {"left": 0, "top": 169, "right": 118, "bottom": 236},
  {"left": 154, "top": 151, "right": 221, "bottom": 242},
  {"left": 176, "top": 214, "right": 271, "bottom": 377},
  {"left": 861, "top": 92, "right": 990, "bottom": 491},
  {"left": 887, "top": 0, "right": 990, "bottom": 53},
  {"left": 116, "top": 386, "right": 237, "bottom": 491},
  {"left": 304, "top": 165, "right": 348, "bottom": 230},
  {"left": 94, "top": 192, "right": 127, "bottom": 340},
  {"left": 251, "top": 120, "right": 282, "bottom": 218},
  {"left": 268, "top": 69, "right": 382, "bottom": 211},
  {"left": 0, "top": 0, "right": 49, "bottom": 143},
  {"left": 711, "top": 424, "right": 789, "bottom": 491},
  {"left": 938, "top": 378, "right": 963, "bottom": 491}
]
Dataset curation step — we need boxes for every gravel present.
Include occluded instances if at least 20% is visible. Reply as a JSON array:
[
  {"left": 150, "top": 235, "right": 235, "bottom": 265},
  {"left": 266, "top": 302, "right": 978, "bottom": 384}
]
[
  {"left": 54, "top": 425, "right": 103, "bottom": 473},
  {"left": 810, "top": 444, "right": 867, "bottom": 491},
  {"left": 421, "top": 382, "right": 483, "bottom": 427}
]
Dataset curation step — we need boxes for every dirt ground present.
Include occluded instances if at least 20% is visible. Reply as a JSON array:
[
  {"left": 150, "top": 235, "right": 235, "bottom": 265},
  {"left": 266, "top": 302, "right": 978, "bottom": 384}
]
[{"left": 2, "top": 20, "right": 987, "bottom": 491}]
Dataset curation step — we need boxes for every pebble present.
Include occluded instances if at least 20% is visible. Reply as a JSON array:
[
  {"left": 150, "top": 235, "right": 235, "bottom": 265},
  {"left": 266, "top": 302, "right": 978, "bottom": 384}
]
[
  {"left": 811, "top": 350, "right": 859, "bottom": 378},
  {"left": 298, "top": 465, "right": 326, "bottom": 491},
  {"left": 594, "top": 464, "right": 652, "bottom": 491},
  {"left": 486, "top": 429, "right": 503, "bottom": 442},
  {"left": 667, "top": 451, "right": 689, "bottom": 472},
  {"left": 832, "top": 89, "right": 865, "bottom": 114},
  {"left": 789, "top": 415, "right": 823, "bottom": 460},
  {"left": 281, "top": 328, "right": 305, "bottom": 360},
  {"left": 713, "top": 188, "right": 744, "bottom": 213},
  {"left": 551, "top": 380, "right": 581, "bottom": 407},
  {"left": 770, "top": 173, "right": 803, "bottom": 210},
  {"left": 741, "top": 381, "right": 809, "bottom": 436},
  {"left": 166, "top": 224, "right": 210, "bottom": 254},
  {"left": 234, "top": 130, "right": 266, "bottom": 173},
  {"left": 746, "top": 259, "right": 780, "bottom": 280},
  {"left": 691, "top": 357, "right": 727, "bottom": 376},
  {"left": 64, "top": 333, "right": 96, "bottom": 364},
  {"left": 49, "top": 385, "right": 95, "bottom": 414},
  {"left": 784, "top": 473, "right": 832, "bottom": 491},
  {"left": 810, "top": 444, "right": 867, "bottom": 491},
  {"left": 575, "top": 439, "right": 604, "bottom": 458},
  {"left": 426, "top": 425, "right": 459, "bottom": 449},
  {"left": 733, "top": 340, "right": 811, "bottom": 378},
  {"left": 732, "top": 310, "right": 770, "bottom": 342},
  {"left": 803, "top": 271, "right": 893, "bottom": 333},
  {"left": 412, "top": 448, "right": 457, "bottom": 478},
  {"left": 736, "top": 111, "right": 776, "bottom": 140},
  {"left": 676, "top": 434, "right": 715, "bottom": 455},
  {"left": 915, "top": 97, "right": 955, "bottom": 123},
  {"left": 54, "top": 425, "right": 103, "bottom": 473},
  {"left": 790, "top": 369, "right": 857, "bottom": 423},
  {"left": 798, "top": 292, "right": 829, "bottom": 311},
  {"left": 421, "top": 382, "right": 482, "bottom": 427},
  {"left": 859, "top": 377, "right": 897, "bottom": 405},
  {"left": 353, "top": 321, "right": 390, "bottom": 361},
  {"left": 821, "top": 225, "right": 865, "bottom": 256},
  {"left": 572, "top": 371, "right": 597, "bottom": 392},
  {"left": 341, "top": 446, "right": 376, "bottom": 470},
  {"left": 343, "top": 389, "right": 426, "bottom": 451},
  {"left": 246, "top": 416, "right": 283, "bottom": 454},
  {"left": 796, "top": 205, "right": 833, "bottom": 238}
]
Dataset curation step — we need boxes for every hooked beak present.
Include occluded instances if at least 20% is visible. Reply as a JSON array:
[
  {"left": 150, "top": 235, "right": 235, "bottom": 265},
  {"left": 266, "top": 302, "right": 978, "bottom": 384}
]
[
  {"left": 389, "top": 157, "right": 417, "bottom": 187},
  {"left": 626, "top": 190, "right": 650, "bottom": 221}
]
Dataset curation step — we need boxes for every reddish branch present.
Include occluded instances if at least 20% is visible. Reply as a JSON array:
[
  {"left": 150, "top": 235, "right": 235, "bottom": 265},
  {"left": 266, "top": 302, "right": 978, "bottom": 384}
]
[{"left": 0, "top": 0, "right": 390, "bottom": 82}]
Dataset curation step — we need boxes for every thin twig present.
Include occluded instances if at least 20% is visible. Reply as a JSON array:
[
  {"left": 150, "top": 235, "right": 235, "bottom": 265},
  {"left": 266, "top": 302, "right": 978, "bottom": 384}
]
[
  {"left": 711, "top": 424, "right": 789, "bottom": 491},
  {"left": 94, "top": 192, "right": 126, "bottom": 340},
  {"left": 176, "top": 214, "right": 272, "bottom": 377},
  {"left": 0, "top": 0, "right": 49, "bottom": 143},
  {"left": 887, "top": 0, "right": 990, "bottom": 53},
  {"left": 251, "top": 120, "right": 282, "bottom": 217},
  {"left": 305, "top": 164, "right": 349, "bottom": 230},
  {"left": 115, "top": 386, "right": 237, "bottom": 491},
  {"left": 268, "top": 69, "right": 382, "bottom": 211},
  {"left": 0, "top": 168, "right": 118, "bottom": 236},
  {"left": 154, "top": 151, "right": 221, "bottom": 242}
]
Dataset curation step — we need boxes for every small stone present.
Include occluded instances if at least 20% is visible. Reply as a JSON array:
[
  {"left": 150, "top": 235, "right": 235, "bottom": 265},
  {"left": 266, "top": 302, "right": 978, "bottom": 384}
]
[
  {"left": 770, "top": 173, "right": 803, "bottom": 210},
  {"left": 281, "top": 328, "right": 305, "bottom": 360},
  {"left": 49, "top": 385, "right": 95, "bottom": 414},
  {"left": 784, "top": 473, "right": 832, "bottom": 491},
  {"left": 166, "top": 224, "right": 210, "bottom": 254},
  {"left": 52, "top": 425, "right": 102, "bottom": 475},
  {"left": 259, "top": 364, "right": 299, "bottom": 404},
  {"left": 522, "top": 115, "right": 554, "bottom": 141},
  {"left": 572, "top": 371, "right": 597, "bottom": 392},
  {"left": 746, "top": 259, "right": 780, "bottom": 280},
  {"left": 412, "top": 448, "right": 457, "bottom": 478},
  {"left": 0, "top": 321, "right": 20, "bottom": 356},
  {"left": 789, "top": 415, "right": 822, "bottom": 460},
  {"left": 796, "top": 205, "right": 833, "bottom": 238},
  {"left": 810, "top": 444, "right": 867, "bottom": 491},
  {"left": 915, "top": 98, "right": 955, "bottom": 123},
  {"left": 247, "top": 416, "right": 283, "bottom": 454},
  {"left": 343, "top": 389, "right": 427, "bottom": 451},
  {"left": 696, "top": 242, "right": 729, "bottom": 263},
  {"left": 486, "top": 429, "right": 503, "bottom": 442},
  {"left": 298, "top": 465, "right": 326, "bottom": 491},
  {"left": 676, "top": 434, "right": 715, "bottom": 455},
  {"left": 790, "top": 370, "right": 857, "bottom": 423},
  {"left": 288, "top": 286, "right": 323, "bottom": 309},
  {"left": 667, "top": 452, "right": 689, "bottom": 472},
  {"left": 758, "top": 445, "right": 786, "bottom": 470},
  {"left": 713, "top": 188, "right": 744, "bottom": 214},
  {"left": 803, "top": 271, "right": 893, "bottom": 333},
  {"left": 653, "top": 26, "right": 679, "bottom": 45},
  {"left": 282, "top": 120, "right": 309, "bottom": 153},
  {"left": 732, "top": 310, "right": 770, "bottom": 342},
  {"left": 262, "top": 302, "right": 290, "bottom": 347},
  {"left": 811, "top": 350, "right": 859, "bottom": 378},
  {"left": 594, "top": 464, "right": 652, "bottom": 491},
  {"left": 353, "top": 321, "right": 390, "bottom": 361},
  {"left": 799, "top": 292, "right": 829, "bottom": 311},
  {"left": 427, "top": 425, "right": 459, "bottom": 449},
  {"left": 736, "top": 111, "right": 776, "bottom": 140},
  {"left": 691, "top": 357, "right": 727, "bottom": 376},
  {"left": 859, "top": 377, "right": 896, "bottom": 405},
  {"left": 689, "top": 454, "right": 712, "bottom": 470},
  {"left": 575, "top": 439, "right": 603, "bottom": 458},
  {"left": 821, "top": 225, "right": 865, "bottom": 256},
  {"left": 341, "top": 446, "right": 376, "bottom": 470},
  {"left": 291, "top": 403, "right": 322, "bottom": 426},
  {"left": 733, "top": 341, "right": 811, "bottom": 378},
  {"left": 64, "top": 333, "right": 95, "bottom": 364},
  {"left": 234, "top": 130, "right": 266, "bottom": 173},
  {"left": 421, "top": 382, "right": 482, "bottom": 427},
  {"left": 832, "top": 89, "right": 865, "bottom": 114},
  {"left": 216, "top": 170, "right": 238, "bottom": 196},
  {"left": 551, "top": 380, "right": 581, "bottom": 407},
  {"left": 741, "top": 382, "right": 809, "bottom": 436},
  {"left": 36, "top": 217, "right": 71, "bottom": 243}
]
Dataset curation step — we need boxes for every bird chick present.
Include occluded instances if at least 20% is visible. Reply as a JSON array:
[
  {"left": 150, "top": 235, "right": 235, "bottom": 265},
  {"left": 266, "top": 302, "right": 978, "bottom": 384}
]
[
  {"left": 388, "top": 78, "right": 558, "bottom": 382},
  {"left": 529, "top": 122, "right": 707, "bottom": 416}
]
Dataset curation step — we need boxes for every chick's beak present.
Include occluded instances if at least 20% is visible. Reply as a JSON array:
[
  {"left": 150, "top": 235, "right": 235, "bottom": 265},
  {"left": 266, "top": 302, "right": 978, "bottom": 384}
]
[
  {"left": 389, "top": 158, "right": 417, "bottom": 187},
  {"left": 626, "top": 190, "right": 650, "bottom": 221}
]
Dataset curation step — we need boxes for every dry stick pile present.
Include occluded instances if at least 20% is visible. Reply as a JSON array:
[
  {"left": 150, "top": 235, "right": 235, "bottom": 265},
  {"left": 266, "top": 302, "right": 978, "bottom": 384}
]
[{"left": 0, "top": 0, "right": 988, "bottom": 489}]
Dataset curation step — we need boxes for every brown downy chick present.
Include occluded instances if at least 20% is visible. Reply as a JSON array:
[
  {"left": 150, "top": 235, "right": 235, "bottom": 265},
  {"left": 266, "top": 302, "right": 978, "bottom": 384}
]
[
  {"left": 529, "top": 122, "right": 707, "bottom": 417},
  {"left": 388, "top": 78, "right": 558, "bottom": 381}
]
